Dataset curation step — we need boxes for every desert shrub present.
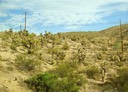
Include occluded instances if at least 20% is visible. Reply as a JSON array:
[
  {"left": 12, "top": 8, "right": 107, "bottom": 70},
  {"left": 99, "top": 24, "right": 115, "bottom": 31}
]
[
  {"left": 15, "top": 54, "right": 40, "bottom": 71},
  {"left": 110, "top": 67, "right": 128, "bottom": 92},
  {"left": 70, "top": 47, "right": 86, "bottom": 63},
  {"left": 81, "top": 40, "right": 86, "bottom": 46},
  {"left": 25, "top": 62, "right": 86, "bottom": 92},
  {"left": 25, "top": 72, "right": 58, "bottom": 92},
  {"left": 55, "top": 39, "right": 62, "bottom": 45},
  {"left": 0, "top": 55, "right": 2, "bottom": 60},
  {"left": 101, "top": 45, "right": 108, "bottom": 51},
  {"left": 47, "top": 47, "right": 57, "bottom": 55},
  {"left": 71, "top": 36, "right": 77, "bottom": 41},
  {"left": 90, "top": 39, "right": 96, "bottom": 44},
  {"left": 97, "top": 53, "right": 103, "bottom": 60},
  {"left": 124, "top": 41, "right": 128, "bottom": 46},
  {"left": 115, "top": 62, "right": 124, "bottom": 67},
  {"left": 7, "top": 66, "right": 14, "bottom": 71},
  {"left": 86, "top": 66, "right": 100, "bottom": 79},
  {"left": 21, "top": 34, "right": 36, "bottom": 54},
  {"left": 57, "top": 51, "right": 65, "bottom": 61},
  {"left": 77, "top": 52, "right": 86, "bottom": 63},
  {"left": 55, "top": 62, "right": 78, "bottom": 77},
  {"left": 61, "top": 42, "right": 69, "bottom": 50},
  {"left": 10, "top": 44, "right": 17, "bottom": 51},
  {"left": 48, "top": 48, "right": 65, "bottom": 61},
  {"left": 76, "top": 48, "right": 86, "bottom": 63},
  {"left": 71, "top": 49, "right": 86, "bottom": 63},
  {"left": 113, "top": 41, "right": 120, "bottom": 51},
  {"left": 111, "top": 55, "right": 120, "bottom": 62},
  {"left": 1, "top": 42, "right": 8, "bottom": 49},
  {"left": 1, "top": 30, "right": 13, "bottom": 41}
]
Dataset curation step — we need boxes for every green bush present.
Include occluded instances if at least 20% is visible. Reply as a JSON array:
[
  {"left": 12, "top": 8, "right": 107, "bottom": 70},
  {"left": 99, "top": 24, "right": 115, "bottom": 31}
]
[
  {"left": 25, "top": 62, "right": 86, "bottom": 92},
  {"left": 25, "top": 72, "right": 58, "bottom": 92}
]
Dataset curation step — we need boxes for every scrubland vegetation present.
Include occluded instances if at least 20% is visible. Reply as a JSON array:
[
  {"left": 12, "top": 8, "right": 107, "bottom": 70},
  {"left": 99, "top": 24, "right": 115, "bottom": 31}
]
[{"left": 0, "top": 24, "right": 128, "bottom": 92}]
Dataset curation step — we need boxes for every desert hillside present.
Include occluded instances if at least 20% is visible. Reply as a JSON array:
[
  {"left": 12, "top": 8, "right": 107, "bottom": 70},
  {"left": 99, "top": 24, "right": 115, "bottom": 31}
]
[{"left": 0, "top": 24, "right": 128, "bottom": 92}]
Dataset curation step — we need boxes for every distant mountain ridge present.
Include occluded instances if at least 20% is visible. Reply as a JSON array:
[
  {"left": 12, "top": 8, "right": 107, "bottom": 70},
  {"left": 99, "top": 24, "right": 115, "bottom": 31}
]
[{"left": 99, "top": 24, "right": 128, "bottom": 39}]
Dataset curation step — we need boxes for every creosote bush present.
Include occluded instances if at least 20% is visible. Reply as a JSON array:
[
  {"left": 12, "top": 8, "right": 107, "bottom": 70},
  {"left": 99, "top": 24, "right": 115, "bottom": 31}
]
[
  {"left": 25, "top": 62, "right": 86, "bottom": 92},
  {"left": 61, "top": 42, "right": 69, "bottom": 50},
  {"left": 86, "top": 66, "right": 100, "bottom": 79},
  {"left": 10, "top": 44, "right": 17, "bottom": 51},
  {"left": 47, "top": 47, "right": 65, "bottom": 61},
  {"left": 110, "top": 67, "right": 128, "bottom": 92},
  {"left": 15, "top": 54, "right": 40, "bottom": 71},
  {"left": 72, "top": 47, "right": 86, "bottom": 63}
]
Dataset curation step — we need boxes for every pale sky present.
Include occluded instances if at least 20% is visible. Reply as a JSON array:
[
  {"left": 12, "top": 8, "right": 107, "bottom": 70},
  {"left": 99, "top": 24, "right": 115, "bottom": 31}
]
[{"left": 0, "top": 0, "right": 128, "bottom": 33}]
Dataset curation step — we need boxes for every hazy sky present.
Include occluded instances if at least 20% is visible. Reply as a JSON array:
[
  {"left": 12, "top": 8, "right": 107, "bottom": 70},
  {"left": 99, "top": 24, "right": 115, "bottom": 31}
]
[{"left": 0, "top": 0, "right": 128, "bottom": 33}]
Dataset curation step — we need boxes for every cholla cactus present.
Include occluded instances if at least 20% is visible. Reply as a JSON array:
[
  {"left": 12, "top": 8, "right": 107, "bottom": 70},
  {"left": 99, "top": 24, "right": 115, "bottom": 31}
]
[{"left": 100, "top": 62, "right": 106, "bottom": 82}]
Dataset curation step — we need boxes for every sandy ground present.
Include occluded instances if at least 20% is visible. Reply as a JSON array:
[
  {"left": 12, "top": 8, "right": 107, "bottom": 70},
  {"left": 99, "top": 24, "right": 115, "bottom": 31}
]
[{"left": 0, "top": 47, "right": 32, "bottom": 92}]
